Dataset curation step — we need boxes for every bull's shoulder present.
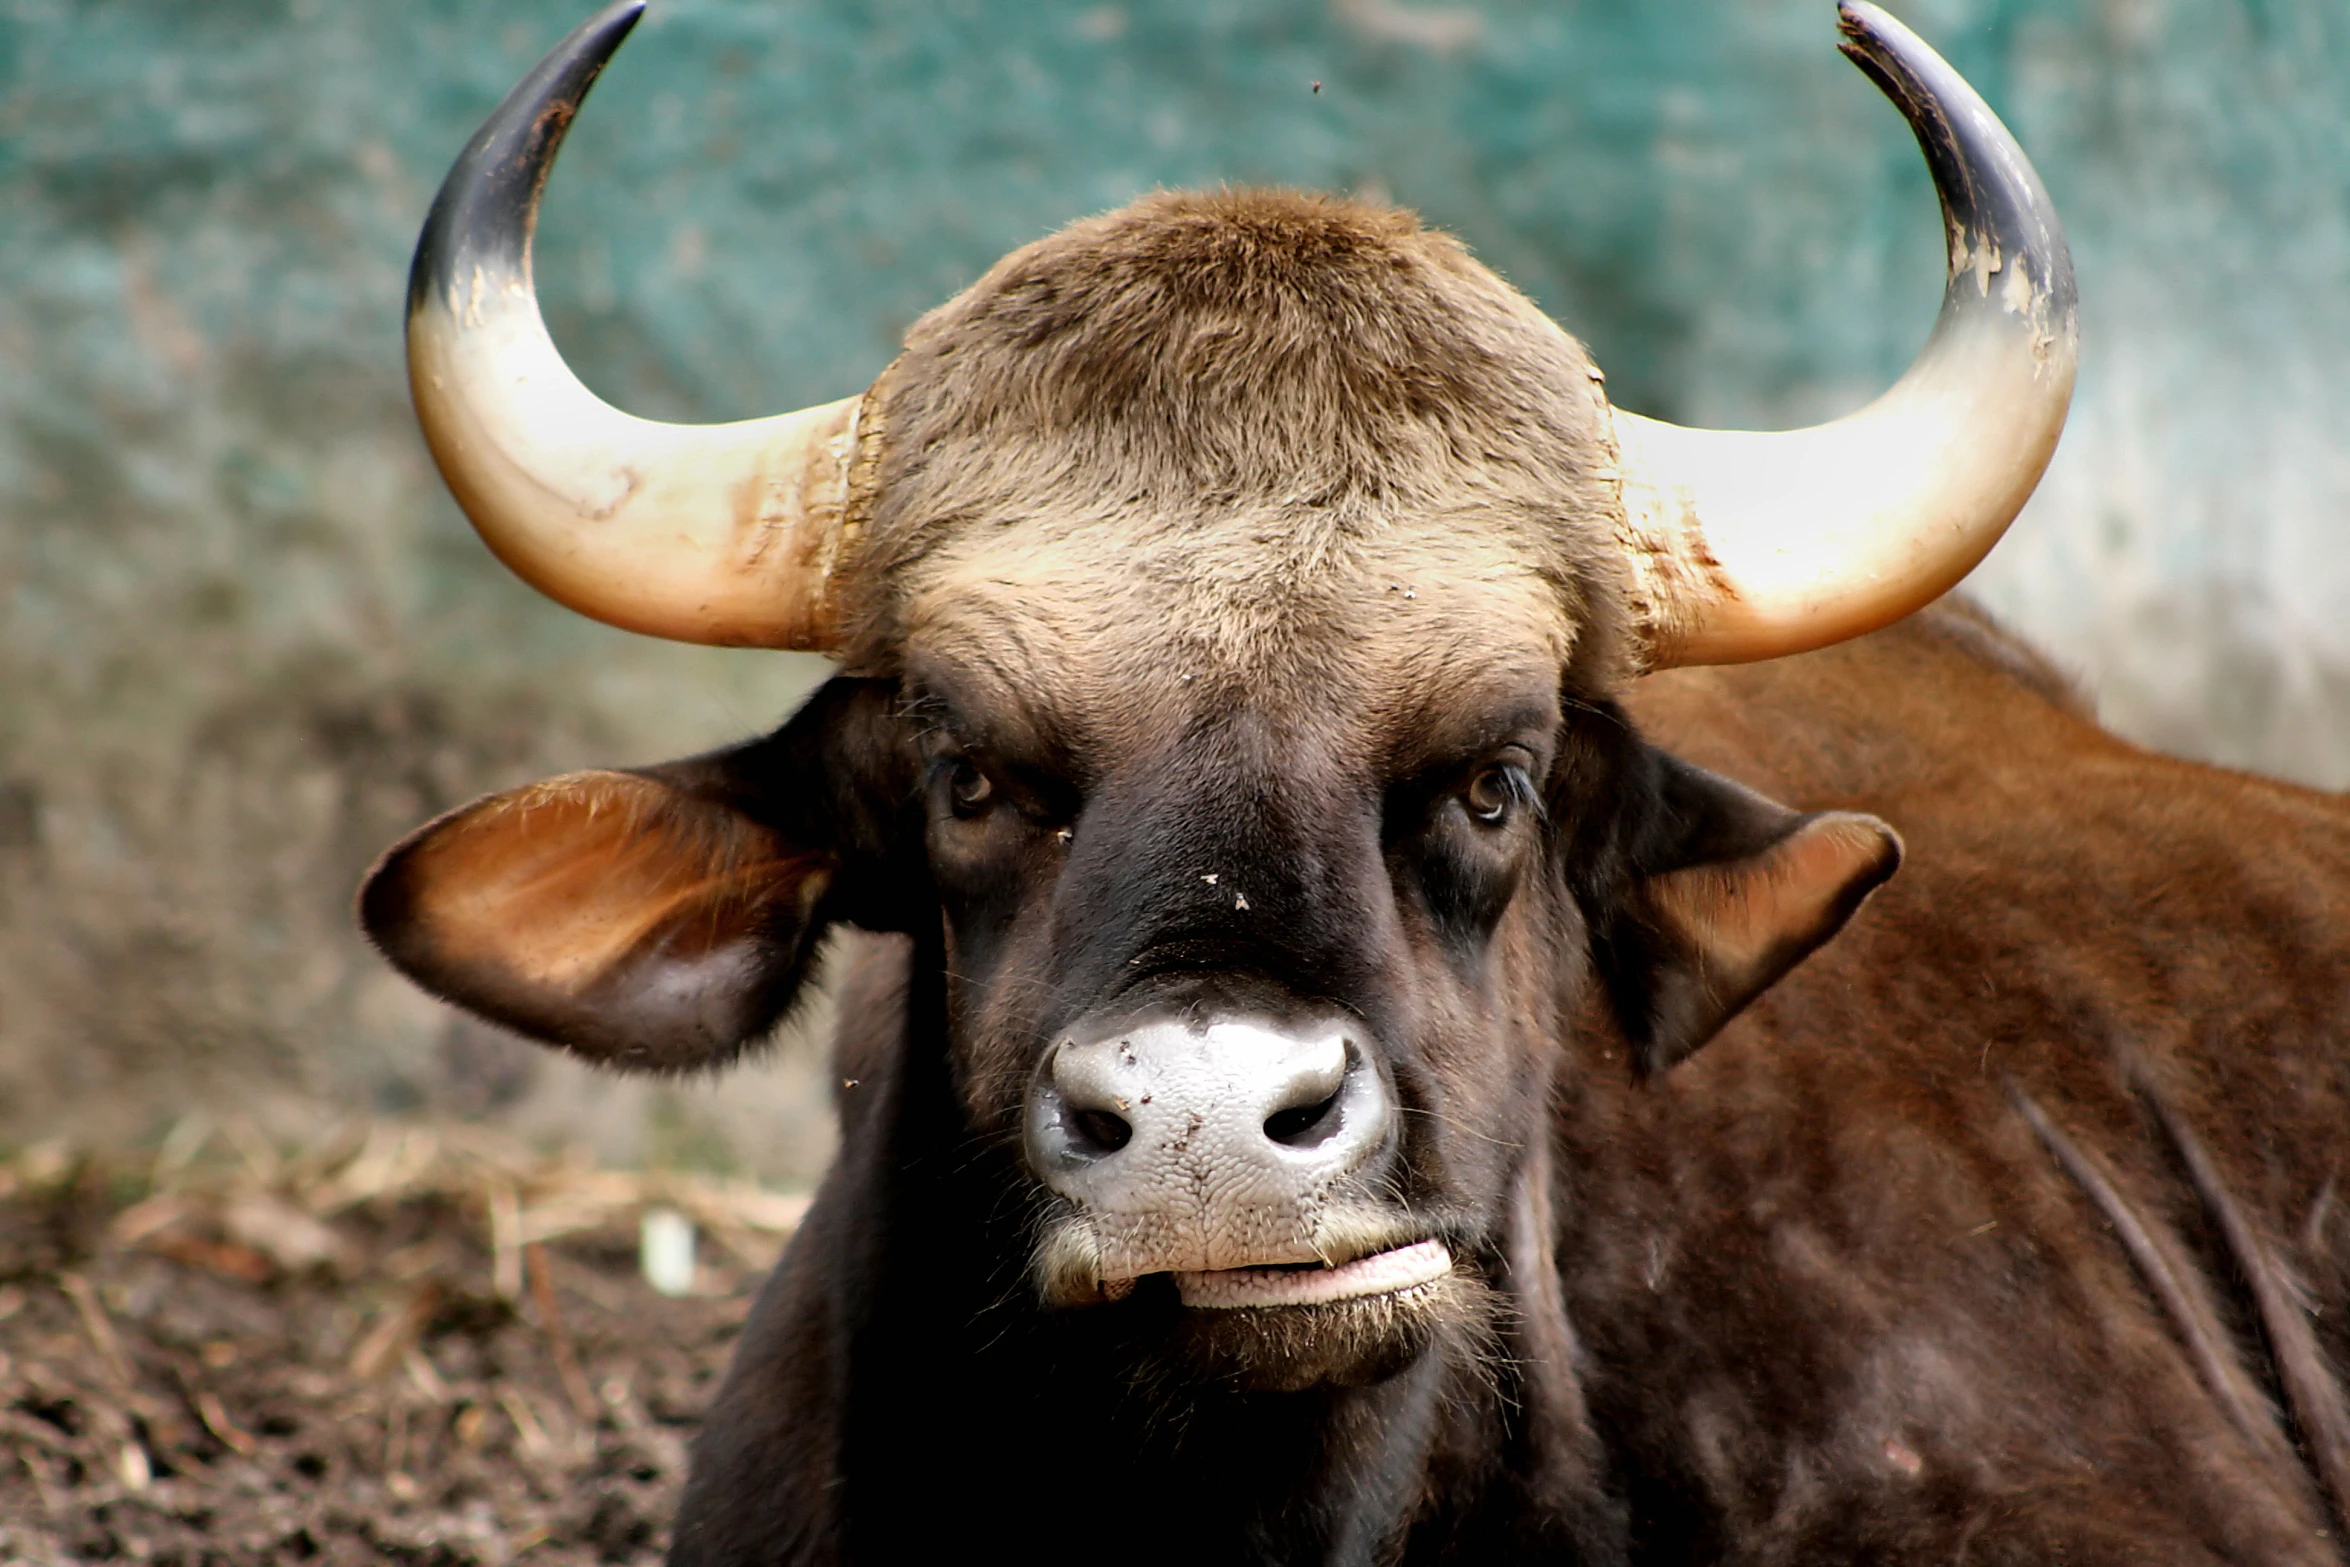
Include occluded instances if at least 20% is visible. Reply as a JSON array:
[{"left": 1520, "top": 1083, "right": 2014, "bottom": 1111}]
[
  {"left": 1577, "top": 604, "right": 2350, "bottom": 1559},
  {"left": 1635, "top": 597, "right": 2350, "bottom": 1157}
]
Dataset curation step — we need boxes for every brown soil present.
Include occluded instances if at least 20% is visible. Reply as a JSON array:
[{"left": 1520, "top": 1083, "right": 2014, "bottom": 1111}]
[{"left": 0, "top": 1124, "right": 805, "bottom": 1565}]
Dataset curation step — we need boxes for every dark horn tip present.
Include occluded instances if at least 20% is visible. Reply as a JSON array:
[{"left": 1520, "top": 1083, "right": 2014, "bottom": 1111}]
[
  {"left": 407, "top": 0, "right": 650, "bottom": 321},
  {"left": 1830, "top": 0, "right": 2075, "bottom": 318}
]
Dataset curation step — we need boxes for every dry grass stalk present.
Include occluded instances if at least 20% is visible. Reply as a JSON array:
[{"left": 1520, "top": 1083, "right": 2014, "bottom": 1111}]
[
  {"left": 489, "top": 1177, "right": 524, "bottom": 1300},
  {"left": 57, "top": 1271, "right": 132, "bottom": 1387},
  {"left": 404, "top": 1342, "right": 454, "bottom": 1404},
  {"left": 499, "top": 1386, "right": 552, "bottom": 1459},
  {"left": 349, "top": 1279, "right": 442, "bottom": 1383},
  {"left": 527, "top": 1242, "right": 600, "bottom": 1425},
  {"left": 190, "top": 1385, "right": 258, "bottom": 1455}
]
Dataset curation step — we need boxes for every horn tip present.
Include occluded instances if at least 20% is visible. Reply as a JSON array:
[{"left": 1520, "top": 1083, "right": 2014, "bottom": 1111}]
[
  {"left": 405, "top": 0, "right": 652, "bottom": 322},
  {"left": 1826, "top": 0, "right": 2077, "bottom": 326}
]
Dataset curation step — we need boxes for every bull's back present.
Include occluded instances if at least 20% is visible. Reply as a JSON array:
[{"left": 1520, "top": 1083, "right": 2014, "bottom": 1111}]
[
  {"left": 1631, "top": 599, "right": 2350, "bottom": 1200},
  {"left": 1596, "top": 601, "right": 2350, "bottom": 1561}
]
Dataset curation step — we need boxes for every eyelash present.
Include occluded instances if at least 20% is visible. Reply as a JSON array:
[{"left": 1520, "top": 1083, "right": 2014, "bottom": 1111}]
[{"left": 901, "top": 691, "right": 952, "bottom": 740}]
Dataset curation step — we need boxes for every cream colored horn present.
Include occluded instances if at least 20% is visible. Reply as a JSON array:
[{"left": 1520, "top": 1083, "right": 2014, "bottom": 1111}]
[
  {"left": 1613, "top": 1, "right": 2078, "bottom": 671},
  {"left": 407, "top": 0, "right": 863, "bottom": 650}
]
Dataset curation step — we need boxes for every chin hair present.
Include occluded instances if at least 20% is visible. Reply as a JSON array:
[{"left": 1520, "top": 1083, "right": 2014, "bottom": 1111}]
[{"left": 1170, "top": 1267, "right": 1502, "bottom": 1394}]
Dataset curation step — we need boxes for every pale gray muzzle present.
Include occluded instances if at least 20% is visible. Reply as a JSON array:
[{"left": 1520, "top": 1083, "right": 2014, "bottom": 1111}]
[{"left": 1025, "top": 1015, "right": 1396, "bottom": 1281}]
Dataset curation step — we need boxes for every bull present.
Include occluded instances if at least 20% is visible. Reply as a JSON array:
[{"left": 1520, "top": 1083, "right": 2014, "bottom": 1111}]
[{"left": 361, "top": 2, "right": 2350, "bottom": 1561}]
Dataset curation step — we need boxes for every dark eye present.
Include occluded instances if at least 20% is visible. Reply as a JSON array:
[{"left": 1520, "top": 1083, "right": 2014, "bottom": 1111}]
[
  {"left": 948, "top": 758, "right": 995, "bottom": 818},
  {"left": 1464, "top": 766, "right": 1522, "bottom": 827}
]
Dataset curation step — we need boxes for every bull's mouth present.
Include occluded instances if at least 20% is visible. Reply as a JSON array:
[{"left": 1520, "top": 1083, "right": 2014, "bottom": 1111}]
[
  {"left": 1173, "top": 1238, "right": 1453, "bottom": 1309},
  {"left": 1043, "top": 1223, "right": 1479, "bottom": 1391},
  {"left": 1035, "top": 1205, "right": 1450, "bottom": 1314}
]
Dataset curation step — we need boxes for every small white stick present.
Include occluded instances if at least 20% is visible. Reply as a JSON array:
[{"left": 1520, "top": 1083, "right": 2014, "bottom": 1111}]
[{"left": 640, "top": 1206, "right": 696, "bottom": 1297}]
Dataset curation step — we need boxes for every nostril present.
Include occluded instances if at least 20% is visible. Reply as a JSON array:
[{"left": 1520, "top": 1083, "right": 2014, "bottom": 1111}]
[
  {"left": 1070, "top": 1107, "right": 1132, "bottom": 1156},
  {"left": 1263, "top": 1089, "right": 1342, "bottom": 1148}
]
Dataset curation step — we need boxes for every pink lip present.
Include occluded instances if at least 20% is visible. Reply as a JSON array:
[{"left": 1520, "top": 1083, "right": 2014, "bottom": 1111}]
[{"left": 1173, "top": 1238, "right": 1453, "bottom": 1309}]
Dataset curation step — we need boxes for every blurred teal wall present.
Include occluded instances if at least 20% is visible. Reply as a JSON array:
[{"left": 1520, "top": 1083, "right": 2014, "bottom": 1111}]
[{"left": 3, "top": 0, "right": 2345, "bottom": 1148}]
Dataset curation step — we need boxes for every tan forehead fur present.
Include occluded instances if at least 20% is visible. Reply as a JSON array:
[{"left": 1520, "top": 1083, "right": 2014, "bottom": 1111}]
[
  {"left": 842, "top": 187, "right": 1632, "bottom": 737},
  {"left": 909, "top": 548, "right": 1573, "bottom": 765}
]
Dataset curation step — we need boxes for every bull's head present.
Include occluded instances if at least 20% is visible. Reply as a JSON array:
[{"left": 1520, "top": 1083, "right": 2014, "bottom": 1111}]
[{"left": 363, "top": 1, "right": 2073, "bottom": 1390}]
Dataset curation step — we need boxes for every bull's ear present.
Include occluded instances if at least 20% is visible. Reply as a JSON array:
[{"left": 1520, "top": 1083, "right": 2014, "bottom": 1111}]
[
  {"left": 1592, "top": 749, "right": 1901, "bottom": 1074},
  {"left": 357, "top": 679, "right": 914, "bottom": 1072},
  {"left": 359, "top": 765, "right": 830, "bottom": 1071}
]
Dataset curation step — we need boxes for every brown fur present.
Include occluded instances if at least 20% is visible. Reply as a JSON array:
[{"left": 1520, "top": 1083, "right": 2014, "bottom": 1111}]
[{"left": 1559, "top": 604, "right": 2350, "bottom": 1562}]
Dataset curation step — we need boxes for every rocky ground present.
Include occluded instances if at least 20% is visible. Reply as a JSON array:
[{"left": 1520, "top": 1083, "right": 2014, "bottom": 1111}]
[{"left": 0, "top": 1122, "right": 807, "bottom": 1564}]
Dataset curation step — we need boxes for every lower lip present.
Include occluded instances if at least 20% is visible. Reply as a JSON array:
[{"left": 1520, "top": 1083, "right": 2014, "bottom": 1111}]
[{"left": 1174, "top": 1238, "right": 1453, "bottom": 1310}]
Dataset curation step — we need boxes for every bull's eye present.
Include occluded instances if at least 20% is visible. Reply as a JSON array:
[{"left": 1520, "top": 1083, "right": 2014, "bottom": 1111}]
[
  {"left": 1464, "top": 765, "right": 1523, "bottom": 827},
  {"left": 948, "top": 759, "right": 995, "bottom": 817}
]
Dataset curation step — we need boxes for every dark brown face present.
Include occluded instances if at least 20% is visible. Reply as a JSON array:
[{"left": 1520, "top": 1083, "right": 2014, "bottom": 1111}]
[
  {"left": 361, "top": 191, "right": 1903, "bottom": 1395},
  {"left": 888, "top": 559, "right": 1583, "bottom": 1388}
]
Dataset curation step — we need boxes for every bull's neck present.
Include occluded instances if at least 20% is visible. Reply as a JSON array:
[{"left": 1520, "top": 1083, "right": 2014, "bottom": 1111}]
[
  {"left": 827, "top": 944, "right": 1438, "bottom": 1567},
  {"left": 825, "top": 941, "right": 1568, "bottom": 1564}
]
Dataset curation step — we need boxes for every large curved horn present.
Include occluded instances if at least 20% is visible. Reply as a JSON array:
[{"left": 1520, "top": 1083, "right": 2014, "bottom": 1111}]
[
  {"left": 408, "top": 0, "right": 863, "bottom": 649},
  {"left": 1612, "top": 1, "right": 2078, "bottom": 671}
]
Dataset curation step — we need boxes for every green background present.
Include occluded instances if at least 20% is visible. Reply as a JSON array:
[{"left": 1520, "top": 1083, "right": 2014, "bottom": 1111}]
[{"left": 3, "top": 0, "right": 2344, "bottom": 1163}]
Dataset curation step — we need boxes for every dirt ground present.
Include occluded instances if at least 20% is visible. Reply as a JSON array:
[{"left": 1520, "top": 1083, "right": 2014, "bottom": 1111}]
[{"left": 0, "top": 1122, "right": 808, "bottom": 1565}]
